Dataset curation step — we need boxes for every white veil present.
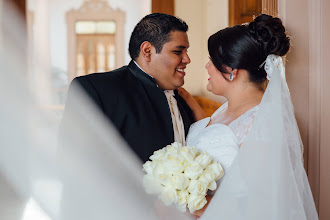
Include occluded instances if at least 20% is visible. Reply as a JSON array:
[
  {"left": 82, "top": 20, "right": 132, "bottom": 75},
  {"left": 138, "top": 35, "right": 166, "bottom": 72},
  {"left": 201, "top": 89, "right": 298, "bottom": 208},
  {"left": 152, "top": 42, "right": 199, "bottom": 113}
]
[
  {"left": 0, "top": 3, "right": 191, "bottom": 220},
  {"left": 201, "top": 55, "right": 318, "bottom": 220}
]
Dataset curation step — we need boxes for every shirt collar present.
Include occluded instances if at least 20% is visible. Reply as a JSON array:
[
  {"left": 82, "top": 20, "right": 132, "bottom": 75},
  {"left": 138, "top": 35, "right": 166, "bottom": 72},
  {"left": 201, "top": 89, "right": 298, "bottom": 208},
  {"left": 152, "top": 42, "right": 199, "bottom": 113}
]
[
  {"left": 130, "top": 61, "right": 174, "bottom": 94},
  {"left": 132, "top": 60, "right": 159, "bottom": 88},
  {"left": 128, "top": 60, "right": 158, "bottom": 87},
  {"left": 133, "top": 60, "right": 154, "bottom": 79},
  {"left": 164, "top": 90, "right": 175, "bottom": 96}
]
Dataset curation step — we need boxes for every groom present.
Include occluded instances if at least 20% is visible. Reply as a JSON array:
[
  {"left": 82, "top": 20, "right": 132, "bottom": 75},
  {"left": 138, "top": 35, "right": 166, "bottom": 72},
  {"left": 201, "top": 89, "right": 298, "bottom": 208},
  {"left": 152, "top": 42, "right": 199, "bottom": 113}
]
[{"left": 64, "top": 13, "right": 195, "bottom": 162}]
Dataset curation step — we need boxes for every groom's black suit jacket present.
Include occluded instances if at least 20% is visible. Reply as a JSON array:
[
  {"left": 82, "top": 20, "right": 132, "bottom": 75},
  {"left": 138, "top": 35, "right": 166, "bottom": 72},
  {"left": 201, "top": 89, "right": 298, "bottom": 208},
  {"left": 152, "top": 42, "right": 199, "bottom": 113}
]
[{"left": 65, "top": 61, "right": 195, "bottom": 162}]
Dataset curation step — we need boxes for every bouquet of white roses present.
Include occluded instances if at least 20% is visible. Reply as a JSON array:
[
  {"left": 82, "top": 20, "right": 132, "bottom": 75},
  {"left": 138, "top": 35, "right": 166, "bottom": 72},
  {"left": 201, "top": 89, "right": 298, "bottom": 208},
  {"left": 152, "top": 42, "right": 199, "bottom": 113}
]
[{"left": 142, "top": 142, "right": 224, "bottom": 213}]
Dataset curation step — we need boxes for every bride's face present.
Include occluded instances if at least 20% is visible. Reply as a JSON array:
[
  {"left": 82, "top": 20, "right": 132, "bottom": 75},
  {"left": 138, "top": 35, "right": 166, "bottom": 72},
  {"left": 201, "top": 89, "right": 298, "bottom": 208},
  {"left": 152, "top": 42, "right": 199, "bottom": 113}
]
[{"left": 205, "top": 60, "right": 230, "bottom": 95}]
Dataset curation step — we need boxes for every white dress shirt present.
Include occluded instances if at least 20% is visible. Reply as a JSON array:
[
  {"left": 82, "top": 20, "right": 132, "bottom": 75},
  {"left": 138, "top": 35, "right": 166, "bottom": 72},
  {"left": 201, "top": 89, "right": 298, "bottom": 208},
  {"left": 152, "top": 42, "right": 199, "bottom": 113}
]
[{"left": 164, "top": 90, "right": 185, "bottom": 145}]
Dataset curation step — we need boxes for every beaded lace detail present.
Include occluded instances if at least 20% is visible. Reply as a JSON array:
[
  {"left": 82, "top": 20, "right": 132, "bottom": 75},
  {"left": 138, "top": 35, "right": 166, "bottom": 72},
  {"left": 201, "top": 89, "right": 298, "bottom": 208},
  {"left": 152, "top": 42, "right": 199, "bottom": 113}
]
[
  {"left": 212, "top": 102, "right": 259, "bottom": 145},
  {"left": 186, "top": 102, "right": 258, "bottom": 193}
]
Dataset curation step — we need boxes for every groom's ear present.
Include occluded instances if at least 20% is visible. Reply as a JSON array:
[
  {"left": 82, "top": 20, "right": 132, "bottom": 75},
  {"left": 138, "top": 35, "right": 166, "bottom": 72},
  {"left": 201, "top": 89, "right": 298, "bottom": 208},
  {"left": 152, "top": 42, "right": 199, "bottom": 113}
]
[{"left": 140, "top": 41, "right": 152, "bottom": 62}]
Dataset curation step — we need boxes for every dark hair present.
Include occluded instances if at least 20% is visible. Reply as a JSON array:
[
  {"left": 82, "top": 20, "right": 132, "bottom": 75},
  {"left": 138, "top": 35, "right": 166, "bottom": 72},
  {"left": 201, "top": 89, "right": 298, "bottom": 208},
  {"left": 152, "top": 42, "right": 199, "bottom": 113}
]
[
  {"left": 208, "top": 14, "right": 290, "bottom": 84},
  {"left": 128, "top": 13, "right": 188, "bottom": 60}
]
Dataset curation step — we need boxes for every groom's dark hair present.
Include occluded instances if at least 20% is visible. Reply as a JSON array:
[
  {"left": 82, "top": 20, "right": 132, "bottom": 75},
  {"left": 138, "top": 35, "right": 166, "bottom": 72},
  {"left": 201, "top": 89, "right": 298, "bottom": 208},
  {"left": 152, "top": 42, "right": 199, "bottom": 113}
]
[{"left": 128, "top": 13, "right": 188, "bottom": 60}]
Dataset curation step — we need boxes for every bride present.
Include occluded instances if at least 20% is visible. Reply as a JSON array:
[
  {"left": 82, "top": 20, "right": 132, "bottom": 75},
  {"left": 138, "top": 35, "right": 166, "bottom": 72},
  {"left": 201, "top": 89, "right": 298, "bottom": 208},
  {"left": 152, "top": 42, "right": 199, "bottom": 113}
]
[{"left": 179, "top": 14, "right": 318, "bottom": 219}]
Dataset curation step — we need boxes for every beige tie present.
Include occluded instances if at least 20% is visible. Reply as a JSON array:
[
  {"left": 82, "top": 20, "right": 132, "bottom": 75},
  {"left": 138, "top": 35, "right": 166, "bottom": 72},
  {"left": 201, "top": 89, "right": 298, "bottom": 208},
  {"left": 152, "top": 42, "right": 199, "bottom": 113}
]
[{"left": 164, "top": 90, "right": 186, "bottom": 145}]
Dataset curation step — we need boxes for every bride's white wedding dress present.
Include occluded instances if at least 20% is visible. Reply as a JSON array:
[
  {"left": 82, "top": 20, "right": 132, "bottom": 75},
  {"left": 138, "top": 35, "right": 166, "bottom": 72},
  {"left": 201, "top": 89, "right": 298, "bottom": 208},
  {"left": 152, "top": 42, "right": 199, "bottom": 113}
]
[{"left": 186, "top": 102, "right": 258, "bottom": 186}]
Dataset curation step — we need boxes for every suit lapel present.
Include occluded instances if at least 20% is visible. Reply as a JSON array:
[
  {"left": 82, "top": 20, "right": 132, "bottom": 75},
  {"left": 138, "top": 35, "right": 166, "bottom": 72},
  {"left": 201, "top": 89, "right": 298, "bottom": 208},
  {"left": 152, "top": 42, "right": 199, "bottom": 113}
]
[
  {"left": 127, "top": 60, "right": 193, "bottom": 140},
  {"left": 128, "top": 61, "right": 174, "bottom": 142},
  {"left": 144, "top": 84, "right": 174, "bottom": 141}
]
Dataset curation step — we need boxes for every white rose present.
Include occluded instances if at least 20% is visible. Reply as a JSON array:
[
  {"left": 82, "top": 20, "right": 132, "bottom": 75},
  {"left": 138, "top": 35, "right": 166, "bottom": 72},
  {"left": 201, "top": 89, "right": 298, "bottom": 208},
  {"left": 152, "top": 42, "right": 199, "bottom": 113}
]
[
  {"left": 180, "top": 146, "right": 199, "bottom": 161},
  {"left": 187, "top": 179, "right": 208, "bottom": 195},
  {"left": 170, "top": 142, "right": 182, "bottom": 148},
  {"left": 153, "top": 161, "right": 171, "bottom": 186},
  {"left": 159, "top": 186, "right": 178, "bottom": 206},
  {"left": 206, "top": 162, "right": 224, "bottom": 181},
  {"left": 164, "top": 145, "right": 179, "bottom": 154},
  {"left": 143, "top": 174, "right": 163, "bottom": 194},
  {"left": 170, "top": 173, "right": 190, "bottom": 190},
  {"left": 184, "top": 160, "right": 203, "bottom": 180},
  {"left": 187, "top": 193, "right": 207, "bottom": 213},
  {"left": 162, "top": 152, "right": 185, "bottom": 174},
  {"left": 176, "top": 190, "right": 189, "bottom": 212},
  {"left": 143, "top": 160, "right": 156, "bottom": 175},
  {"left": 188, "top": 145, "right": 201, "bottom": 157},
  {"left": 195, "top": 152, "right": 213, "bottom": 169},
  {"left": 199, "top": 170, "right": 218, "bottom": 190},
  {"left": 150, "top": 148, "right": 166, "bottom": 161},
  {"left": 198, "top": 169, "right": 215, "bottom": 185},
  {"left": 207, "top": 180, "right": 217, "bottom": 191}
]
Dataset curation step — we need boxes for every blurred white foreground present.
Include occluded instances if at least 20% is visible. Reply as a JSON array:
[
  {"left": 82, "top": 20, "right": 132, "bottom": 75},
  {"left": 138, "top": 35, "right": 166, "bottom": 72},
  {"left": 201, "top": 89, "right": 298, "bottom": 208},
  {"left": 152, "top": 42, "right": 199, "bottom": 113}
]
[{"left": 0, "top": 2, "right": 191, "bottom": 220}]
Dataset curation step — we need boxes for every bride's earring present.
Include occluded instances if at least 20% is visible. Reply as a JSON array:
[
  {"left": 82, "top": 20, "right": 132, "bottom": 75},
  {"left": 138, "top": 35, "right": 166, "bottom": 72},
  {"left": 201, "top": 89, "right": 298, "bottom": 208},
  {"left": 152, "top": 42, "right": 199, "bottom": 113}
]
[{"left": 229, "top": 72, "right": 234, "bottom": 81}]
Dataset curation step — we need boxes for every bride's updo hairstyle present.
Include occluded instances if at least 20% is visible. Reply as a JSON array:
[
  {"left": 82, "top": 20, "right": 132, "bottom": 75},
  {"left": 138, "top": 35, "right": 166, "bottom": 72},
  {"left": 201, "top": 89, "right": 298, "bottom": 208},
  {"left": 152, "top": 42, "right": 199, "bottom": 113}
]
[{"left": 208, "top": 14, "right": 290, "bottom": 84}]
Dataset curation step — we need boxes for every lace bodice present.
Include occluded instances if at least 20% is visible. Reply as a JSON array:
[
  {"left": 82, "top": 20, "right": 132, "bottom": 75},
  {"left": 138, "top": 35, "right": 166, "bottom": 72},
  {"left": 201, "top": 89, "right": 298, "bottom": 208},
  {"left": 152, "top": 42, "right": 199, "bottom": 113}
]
[
  {"left": 211, "top": 102, "right": 258, "bottom": 145},
  {"left": 186, "top": 102, "right": 258, "bottom": 190}
]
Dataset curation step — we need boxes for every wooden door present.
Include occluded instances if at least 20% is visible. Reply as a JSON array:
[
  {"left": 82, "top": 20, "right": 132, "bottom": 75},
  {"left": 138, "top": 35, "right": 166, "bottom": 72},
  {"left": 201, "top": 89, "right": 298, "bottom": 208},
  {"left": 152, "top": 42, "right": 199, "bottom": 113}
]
[
  {"left": 152, "top": 0, "right": 174, "bottom": 15},
  {"left": 229, "top": 0, "right": 278, "bottom": 26},
  {"left": 229, "top": 0, "right": 262, "bottom": 26},
  {"left": 76, "top": 34, "right": 116, "bottom": 76},
  {"left": 4, "top": 0, "right": 26, "bottom": 19}
]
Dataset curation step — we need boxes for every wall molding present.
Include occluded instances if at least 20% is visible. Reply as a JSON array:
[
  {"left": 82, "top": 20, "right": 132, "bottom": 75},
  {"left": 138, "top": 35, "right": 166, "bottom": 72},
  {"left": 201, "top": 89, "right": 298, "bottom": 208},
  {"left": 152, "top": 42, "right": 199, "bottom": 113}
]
[
  {"left": 308, "top": 0, "right": 321, "bottom": 211},
  {"left": 319, "top": 0, "right": 330, "bottom": 218},
  {"left": 66, "top": 0, "right": 125, "bottom": 81}
]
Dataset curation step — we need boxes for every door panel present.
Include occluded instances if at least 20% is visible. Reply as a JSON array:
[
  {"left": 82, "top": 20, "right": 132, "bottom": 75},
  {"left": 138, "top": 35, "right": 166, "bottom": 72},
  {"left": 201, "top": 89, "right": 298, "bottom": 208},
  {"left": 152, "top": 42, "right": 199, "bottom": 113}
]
[
  {"left": 229, "top": 0, "right": 262, "bottom": 26},
  {"left": 76, "top": 34, "right": 115, "bottom": 75}
]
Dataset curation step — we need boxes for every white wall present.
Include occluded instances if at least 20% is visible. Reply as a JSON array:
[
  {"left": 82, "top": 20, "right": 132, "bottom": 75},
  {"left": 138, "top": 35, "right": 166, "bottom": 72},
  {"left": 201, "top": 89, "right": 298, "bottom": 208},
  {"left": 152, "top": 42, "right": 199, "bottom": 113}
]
[
  {"left": 175, "top": 0, "right": 228, "bottom": 102},
  {"left": 27, "top": 0, "right": 151, "bottom": 74},
  {"left": 279, "top": 0, "right": 330, "bottom": 218},
  {"left": 27, "top": 0, "right": 228, "bottom": 100}
]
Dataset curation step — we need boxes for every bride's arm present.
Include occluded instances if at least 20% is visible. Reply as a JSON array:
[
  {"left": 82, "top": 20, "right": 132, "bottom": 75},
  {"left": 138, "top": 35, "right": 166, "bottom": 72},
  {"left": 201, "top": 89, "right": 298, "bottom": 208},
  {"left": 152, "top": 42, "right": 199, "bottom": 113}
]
[{"left": 177, "top": 88, "right": 207, "bottom": 121}]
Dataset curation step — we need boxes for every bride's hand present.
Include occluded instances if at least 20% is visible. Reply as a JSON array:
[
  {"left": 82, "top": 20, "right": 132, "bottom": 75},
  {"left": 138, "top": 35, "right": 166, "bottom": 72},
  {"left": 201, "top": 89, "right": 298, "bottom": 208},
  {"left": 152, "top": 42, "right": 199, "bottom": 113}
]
[
  {"left": 177, "top": 87, "right": 207, "bottom": 121},
  {"left": 177, "top": 87, "right": 194, "bottom": 102}
]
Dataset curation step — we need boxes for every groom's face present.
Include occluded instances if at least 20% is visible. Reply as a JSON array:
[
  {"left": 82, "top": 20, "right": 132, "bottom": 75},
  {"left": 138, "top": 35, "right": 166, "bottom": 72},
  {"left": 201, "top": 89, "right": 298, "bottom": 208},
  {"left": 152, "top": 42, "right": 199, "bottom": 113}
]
[{"left": 149, "top": 31, "right": 191, "bottom": 90}]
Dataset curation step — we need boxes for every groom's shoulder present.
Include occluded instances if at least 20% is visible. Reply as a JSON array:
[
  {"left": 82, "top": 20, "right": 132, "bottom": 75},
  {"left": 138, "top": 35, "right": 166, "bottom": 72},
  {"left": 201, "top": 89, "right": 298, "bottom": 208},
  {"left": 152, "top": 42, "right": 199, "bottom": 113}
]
[
  {"left": 70, "top": 65, "right": 134, "bottom": 96},
  {"left": 76, "top": 65, "right": 131, "bottom": 84}
]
